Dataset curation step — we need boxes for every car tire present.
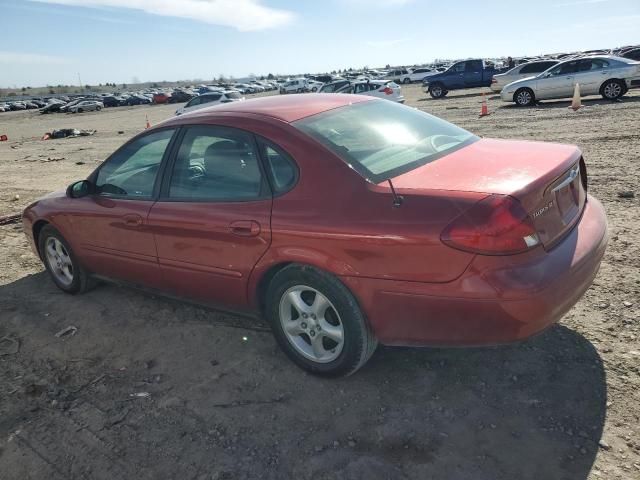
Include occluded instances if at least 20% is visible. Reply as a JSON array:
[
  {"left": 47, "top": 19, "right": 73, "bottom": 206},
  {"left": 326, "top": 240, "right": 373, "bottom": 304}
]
[
  {"left": 77, "top": 108, "right": 83, "bottom": 113},
  {"left": 265, "top": 264, "right": 378, "bottom": 377},
  {"left": 96, "top": 106, "right": 102, "bottom": 111},
  {"left": 514, "top": 87, "right": 535, "bottom": 107},
  {"left": 600, "top": 79, "right": 625, "bottom": 100},
  {"left": 429, "top": 83, "right": 447, "bottom": 98},
  {"left": 38, "top": 225, "right": 94, "bottom": 295},
  {"left": 403, "top": 78, "right": 410, "bottom": 84}
]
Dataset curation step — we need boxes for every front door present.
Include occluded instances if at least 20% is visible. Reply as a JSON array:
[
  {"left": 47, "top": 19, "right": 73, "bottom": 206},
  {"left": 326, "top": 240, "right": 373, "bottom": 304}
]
[
  {"left": 70, "top": 128, "right": 176, "bottom": 287},
  {"left": 536, "top": 60, "right": 579, "bottom": 100},
  {"left": 148, "top": 125, "right": 272, "bottom": 309}
]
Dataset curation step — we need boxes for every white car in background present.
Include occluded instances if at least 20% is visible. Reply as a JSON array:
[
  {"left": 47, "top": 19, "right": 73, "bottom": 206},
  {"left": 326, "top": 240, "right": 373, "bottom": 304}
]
[
  {"left": 501, "top": 55, "right": 640, "bottom": 106},
  {"left": 385, "top": 68, "right": 412, "bottom": 84},
  {"left": 490, "top": 60, "right": 559, "bottom": 92},
  {"left": 326, "top": 80, "right": 405, "bottom": 103},
  {"left": 279, "top": 78, "right": 308, "bottom": 94},
  {"left": 306, "top": 80, "right": 324, "bottom": 92},
  {"left": 68, "top": 100, "right": 103, "bottom": 113},
  {"left": 407, "top": 67, "right": 437, "bottom": 83},
  {"left": 175, "top": 91, "right": 244, "bottom": 116}
]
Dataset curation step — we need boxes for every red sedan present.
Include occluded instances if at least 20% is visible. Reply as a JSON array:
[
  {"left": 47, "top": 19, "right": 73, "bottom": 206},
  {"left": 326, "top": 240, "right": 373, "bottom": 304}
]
[{"left": 22, "top": 94, "right": 608, "bottom": 376}]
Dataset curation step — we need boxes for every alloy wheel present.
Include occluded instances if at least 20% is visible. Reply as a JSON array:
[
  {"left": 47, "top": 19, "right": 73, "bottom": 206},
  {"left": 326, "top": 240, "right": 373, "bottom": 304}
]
[
  {"left": 45, "top": 237, "right": 74, "bottom": 286},
  {"left": 604, "top": 82, "right": 622, "bottom": 99},
  {"left": 516, "top": 90, "right": 532, "bottom": 106},
  {"left": 279, "top": 285, "right": 345, "bottom": 363}
]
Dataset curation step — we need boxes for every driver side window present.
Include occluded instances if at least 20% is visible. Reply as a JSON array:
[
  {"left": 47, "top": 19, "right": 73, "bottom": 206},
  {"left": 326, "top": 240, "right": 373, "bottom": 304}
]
[{"left": 96, "top": 129, "right": 174, "bottom": 198}]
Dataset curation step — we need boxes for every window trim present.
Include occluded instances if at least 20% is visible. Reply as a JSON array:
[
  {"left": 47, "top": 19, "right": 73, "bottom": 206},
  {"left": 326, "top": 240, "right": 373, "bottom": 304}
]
[
  {"left": 158, "top": 124, "right": 273, "bottom": 204},
  {"left": 88, "top": 126, "right": 179, "bottom": 201},
  {"left": 255, "top": 136, "right": 300, "bottom": 197}
]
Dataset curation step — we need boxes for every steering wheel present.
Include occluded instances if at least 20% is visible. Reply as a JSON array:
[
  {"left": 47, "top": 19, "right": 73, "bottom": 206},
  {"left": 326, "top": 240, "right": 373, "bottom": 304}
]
[
  {"left": 430, "top": 135, "right": 458, "bottom": 152},
  {"left": 188, "top": 164, "right": 206, "bottom": 181}
]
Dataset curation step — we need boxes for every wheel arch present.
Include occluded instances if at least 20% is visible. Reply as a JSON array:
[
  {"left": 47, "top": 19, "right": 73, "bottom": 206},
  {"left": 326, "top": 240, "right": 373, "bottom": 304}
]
[
  {"left": 248, "top": 248, "right": 359, "bottom": 313},
  {"left": 32, "top": 219, "right": 50, "bottom": 259},
  {"left": 599, "top": 78, "right": 626, "bottom": 95}
]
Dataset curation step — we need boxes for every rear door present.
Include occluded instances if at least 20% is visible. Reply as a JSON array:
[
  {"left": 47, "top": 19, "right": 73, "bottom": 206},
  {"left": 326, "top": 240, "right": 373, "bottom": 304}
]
[
  {"left": 574, "top": 58, "right": 610, "bottom": 95},
  {"left": 464, "top": 60, "right": 484, "bottom": 87},
  {"left": 147, "top": 125, "right": 272, "bottom": 309}
]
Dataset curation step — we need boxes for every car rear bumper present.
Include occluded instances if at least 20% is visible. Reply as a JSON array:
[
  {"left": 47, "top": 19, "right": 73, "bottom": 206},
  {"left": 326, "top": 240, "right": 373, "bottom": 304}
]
[
  {"left": 340, "top": 195, "right": 608, "bottom": 347},
  {"left": 489, "top": 84, "right": 502, "bottom": 92}
]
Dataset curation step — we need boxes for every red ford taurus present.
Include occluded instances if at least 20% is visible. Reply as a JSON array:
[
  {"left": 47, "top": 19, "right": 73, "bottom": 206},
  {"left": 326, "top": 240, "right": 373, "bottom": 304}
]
[{"left": 22, "top": 94, "right": 608, "bottom": 376}]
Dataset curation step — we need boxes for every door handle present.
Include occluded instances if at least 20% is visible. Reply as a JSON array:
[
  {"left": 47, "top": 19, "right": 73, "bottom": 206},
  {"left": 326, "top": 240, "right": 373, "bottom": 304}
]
[
  {"left": 123, "top": 213, "right": 143, "bottom": 227},
  {"left": 229, "top": 220, "right": 260, "bottom": 237}
]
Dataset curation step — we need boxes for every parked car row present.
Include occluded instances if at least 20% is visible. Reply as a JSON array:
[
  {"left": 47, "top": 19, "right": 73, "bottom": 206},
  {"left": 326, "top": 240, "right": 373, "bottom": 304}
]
[{"left": 319, "top": 79, "right": 405, "bottom": 103}]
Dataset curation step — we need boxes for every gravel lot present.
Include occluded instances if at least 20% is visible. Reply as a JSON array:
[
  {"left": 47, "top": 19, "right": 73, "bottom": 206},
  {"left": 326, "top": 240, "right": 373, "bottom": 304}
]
[{"left": 1, "top": 86, "right": 639, "bottom": 480}]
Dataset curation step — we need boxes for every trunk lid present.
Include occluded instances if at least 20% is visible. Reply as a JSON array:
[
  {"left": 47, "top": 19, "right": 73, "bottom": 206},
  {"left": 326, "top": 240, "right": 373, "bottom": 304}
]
[{"left": 388, "top": 138, "right": 587, "bottom": 249}]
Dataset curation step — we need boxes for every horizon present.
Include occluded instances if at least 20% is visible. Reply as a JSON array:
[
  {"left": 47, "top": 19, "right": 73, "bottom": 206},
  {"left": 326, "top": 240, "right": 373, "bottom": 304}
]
[{"left": 1, "top": 0, "right": 639, "bottom": 88}]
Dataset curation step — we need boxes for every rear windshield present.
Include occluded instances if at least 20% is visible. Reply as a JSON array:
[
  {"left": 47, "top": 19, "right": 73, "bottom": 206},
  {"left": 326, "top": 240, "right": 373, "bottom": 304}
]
[{"left": 294, "top": 100, "right": 478, "bottom": 182}]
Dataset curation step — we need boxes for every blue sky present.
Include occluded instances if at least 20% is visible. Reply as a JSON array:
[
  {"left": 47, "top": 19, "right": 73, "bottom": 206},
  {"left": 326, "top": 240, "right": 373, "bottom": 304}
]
[{"left": 1, "top": 0, "right": 638, "bottom": 87}]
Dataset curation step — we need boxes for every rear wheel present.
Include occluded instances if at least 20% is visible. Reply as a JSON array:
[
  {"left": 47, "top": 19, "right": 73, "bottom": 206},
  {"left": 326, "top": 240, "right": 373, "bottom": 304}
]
[
  {"left": 265, "top": 265, "right": 377, "bottom": 377},
  {"left": 39, "top": 225, "right": 93, "bottom": 294},
  {"left": 601, "top": 79, "right": 624, "bottom": 100},
  {"left": 514, "top": 87, "right": 535, "bottom": 106},
  {"left": 429, "top": 83, "right": 447, "bottom": 98},
  {"left": 96, "top": 106, "right": 102, "bottom": 111},
  {"left": 77, "top": 108, "right": 83, "bottom": 113}
]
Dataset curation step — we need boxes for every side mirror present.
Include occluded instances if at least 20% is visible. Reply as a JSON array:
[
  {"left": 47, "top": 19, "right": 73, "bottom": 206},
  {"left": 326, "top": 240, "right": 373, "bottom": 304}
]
[{"left": 66, "top": 180, "right": 93, "bottom": 199}]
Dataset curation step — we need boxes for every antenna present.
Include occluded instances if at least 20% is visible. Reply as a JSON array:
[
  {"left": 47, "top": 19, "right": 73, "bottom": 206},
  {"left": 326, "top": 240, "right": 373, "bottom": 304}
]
[{"left": 387, "top": 179, "right": 404, "bottom": 208}]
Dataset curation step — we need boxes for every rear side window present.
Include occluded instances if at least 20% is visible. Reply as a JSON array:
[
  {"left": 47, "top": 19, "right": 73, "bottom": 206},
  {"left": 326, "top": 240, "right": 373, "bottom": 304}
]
[
  {"left": 466, "top": 60, "right": 483, "bottom": 72},
  {"left": 202, "top": 95, "right": 221, "bottom": 103},
  {"left": 258, "top": 140, "right": 297, "bottom": 194},
  {"left": 520, "top": 62, "right": 555, "bottom": 74},
  {"left": 167, "top": 126, "right": 264, "bottom": 201}
]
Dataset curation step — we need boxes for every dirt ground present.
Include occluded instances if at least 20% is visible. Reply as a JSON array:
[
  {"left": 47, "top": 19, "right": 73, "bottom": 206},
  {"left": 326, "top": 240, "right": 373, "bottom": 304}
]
[{"left": 1, "top": 86, "right": 639, "bottom": 480}]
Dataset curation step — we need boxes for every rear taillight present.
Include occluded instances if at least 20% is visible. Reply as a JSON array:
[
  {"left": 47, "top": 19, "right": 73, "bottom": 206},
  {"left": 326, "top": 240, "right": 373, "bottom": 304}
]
[
  {"left": 441, "top": 195, "right": 540, "bottom": 255},
  {"left": 491, "top": 77, "right": 497, "bottom": 84},
  {"left": 381, "top": 87, "right": 394, "bottom": 95}
]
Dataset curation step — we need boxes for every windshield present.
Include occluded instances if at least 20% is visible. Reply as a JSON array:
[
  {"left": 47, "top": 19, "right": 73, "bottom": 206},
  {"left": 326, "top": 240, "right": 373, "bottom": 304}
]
[{"left": 294, "top": 100, "right": 478, "bottom": 182}]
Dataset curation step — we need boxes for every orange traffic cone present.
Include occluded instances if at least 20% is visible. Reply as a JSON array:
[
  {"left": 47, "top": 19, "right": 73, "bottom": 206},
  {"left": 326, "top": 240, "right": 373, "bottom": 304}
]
[
  {"left": 479, "top": 93, "right": 490, "bottom": 117},
  {"left": 569, "top": 83, "right": 582, "bottom": 111},
  {"left": 145, "top": 115, "right": 151, "bottom": 129}
]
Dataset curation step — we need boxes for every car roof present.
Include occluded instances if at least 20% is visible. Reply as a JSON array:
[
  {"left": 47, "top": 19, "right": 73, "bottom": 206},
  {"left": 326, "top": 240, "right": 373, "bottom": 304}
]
[{"left": 166, "top": 93, "right": 373, "bottom": 123}]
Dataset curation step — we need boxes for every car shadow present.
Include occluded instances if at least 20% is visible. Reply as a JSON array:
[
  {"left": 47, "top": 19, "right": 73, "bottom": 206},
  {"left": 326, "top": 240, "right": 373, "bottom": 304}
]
[
  {"left": 0, "top": 272, "right": 606, "bottom": 480},
  {"left": 417, "top": 90, "right": 496, "bottom": 101},
  {"left": 498, "top": 95, "right": 640, "bottom": 110}
]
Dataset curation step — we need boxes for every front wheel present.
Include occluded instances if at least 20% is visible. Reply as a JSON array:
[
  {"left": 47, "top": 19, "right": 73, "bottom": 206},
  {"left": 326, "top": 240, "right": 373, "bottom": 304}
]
[
  {"left": 77, "top": 108, "right": 83, "bottom": 113},
  {"left": 96, "top": 106, "right": 102, "bottom": 111},
  {"left": 601, "top": 79, "right": 624, "bottom": 100},
  {"left": 265, "top": 265, "right": 377, "bottom": 377},
  {"left": 429, "top": 84, "right": 447, "bottom": 98},
  {"left": 39, "top": 225, "right": 94, "bottom": 294},
  {"left": 514, "top": 88, "right": 535, "bottom": 106},
  {"left": 403, "top": 77, "right": 410, "bottom": 84}
]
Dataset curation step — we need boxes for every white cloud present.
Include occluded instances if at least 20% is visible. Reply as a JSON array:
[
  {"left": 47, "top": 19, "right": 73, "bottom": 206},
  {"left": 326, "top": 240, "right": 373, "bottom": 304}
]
[
  {"left": 31, "top": 0, "right": 295, "bottom": 31},
  {"left": 341, "top": 0, "right": 415, "bottom": 6},
  {"left": 0, "top": 51, "right": 71, "bottom": 65},
  {"left": 365, "top": 38, "right": 410, "bottom": 48}
]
